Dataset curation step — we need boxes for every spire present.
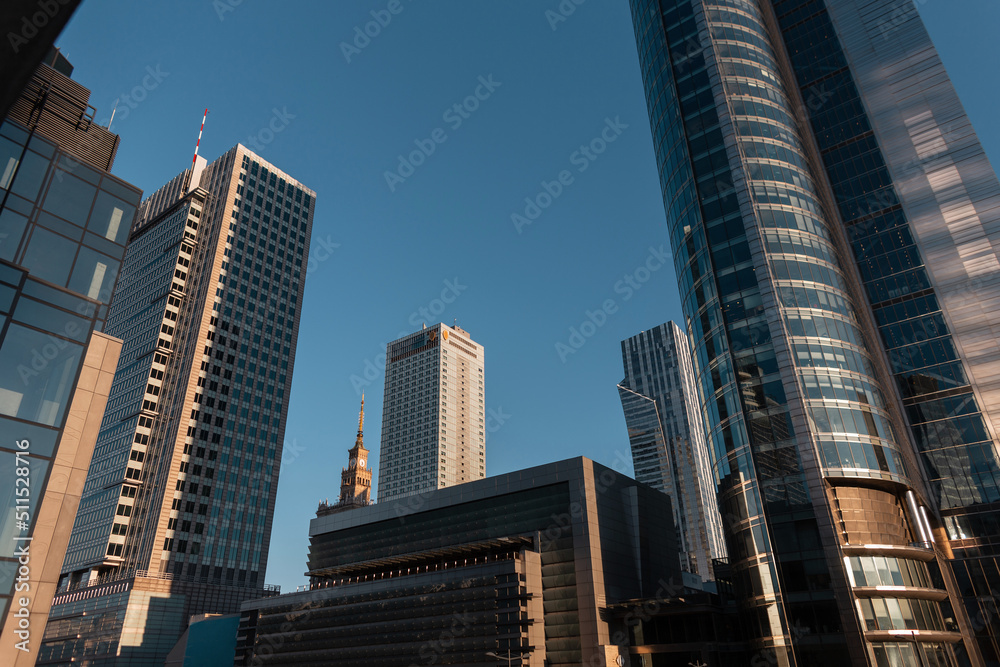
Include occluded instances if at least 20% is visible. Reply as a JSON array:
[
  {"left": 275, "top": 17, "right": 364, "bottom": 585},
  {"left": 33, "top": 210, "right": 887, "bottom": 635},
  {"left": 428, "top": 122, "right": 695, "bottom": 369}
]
[{"left": 356, "top": 394, "right": 365, "bottom": 445}]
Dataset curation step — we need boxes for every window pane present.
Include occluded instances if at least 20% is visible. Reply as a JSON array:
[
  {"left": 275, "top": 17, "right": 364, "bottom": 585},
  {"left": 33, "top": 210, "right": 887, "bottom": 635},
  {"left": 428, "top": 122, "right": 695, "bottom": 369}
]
[
  {"left": 0, "top": 450, "right": 50, "bottom": 544},
  {"left": 89, "top": 190, "right": 134, "bottom": 245},
  {"left": 20, "top": 227, "right": 78, "bottom": 286},
  {"left": 0, "top": 416, "right": 58, "bottom": 457},
  {"left": 13, "top": 297, "right": 90, "bottom": 341},
  {"left": 0, "top": 209, "right": 28, "bottom": 261},
  {"left": 68, "top": 246, "right": 119, "bottom": 303},
  {"left": 0, "top": 323, "right": 83, "bottom": 427},
  {"left": 42, "top": 171, "right": 96, "bottom": 227},
  {"left": 0, "top": 136, "right": 21, "bottom": 190},
  {"left": 10, "top": 149, "right": 50, "bottom": 201}
]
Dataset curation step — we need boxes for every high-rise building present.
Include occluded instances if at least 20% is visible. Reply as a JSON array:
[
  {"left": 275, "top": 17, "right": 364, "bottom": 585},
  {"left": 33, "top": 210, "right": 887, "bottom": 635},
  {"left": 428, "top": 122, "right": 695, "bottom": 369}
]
[
  {"left": 317, "top": 397, "right": 372, "bottom": 515},
  {"left": 377, "top": 323, "right": 485, "bottom": 502},
  {"left": 618, "top": 321, "right": 727, "bottom": 582},
  {"left": 0, "top": 56, "right": 140, "bottom": 667},
  {"left": 38, "top": 143, "right": 315, "bottom": 665},
  {"left": 628, "top": 0, "right": 1000, "bottom": 664}
]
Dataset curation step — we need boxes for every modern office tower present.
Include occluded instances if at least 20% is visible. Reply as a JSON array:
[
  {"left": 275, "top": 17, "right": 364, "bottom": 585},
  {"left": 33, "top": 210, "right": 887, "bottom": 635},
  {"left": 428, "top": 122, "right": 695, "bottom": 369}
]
[
  {"left": 317, "top": 397, "right": 372, "bottom": 514},
  {"left": 618, "top": 321, "right": 727, "bottom": 582},
  {"left": 38, "top": 144, "right": 315, "bottom": 665},
  {"left": 236, "top": 457, "right": 679, "bottom": 667},
  {"left": 377, "top": 323, "right": 485, "bottom": 502},
  {"left": 0, "top": 57, "right": 140, "bottom": 667},
  {"left": 629, "top": 0, "right": 1000, "bottom": 664}
]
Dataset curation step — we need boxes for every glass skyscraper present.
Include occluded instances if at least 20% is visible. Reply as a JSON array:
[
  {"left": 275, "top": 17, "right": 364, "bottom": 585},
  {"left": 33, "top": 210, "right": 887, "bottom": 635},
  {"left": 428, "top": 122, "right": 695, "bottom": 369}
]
[
  {"left": 39, "top": 144, "right": 315, "bottom": 665},
  {"left": 618, "top": 321, "right": 727, "bottom": 582},
  {"left": 0, "top": 55, "right": 140, "bottom": 667},
  {"left": 629, "top": 0, "right": 1000, "bottom": 664}
]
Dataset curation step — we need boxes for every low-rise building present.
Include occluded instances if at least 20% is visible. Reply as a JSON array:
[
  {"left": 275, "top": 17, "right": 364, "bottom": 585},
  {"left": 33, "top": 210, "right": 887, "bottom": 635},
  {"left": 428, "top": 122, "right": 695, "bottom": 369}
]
[{"left": 235, "top": 457, "right": 680, "bottom": 666}]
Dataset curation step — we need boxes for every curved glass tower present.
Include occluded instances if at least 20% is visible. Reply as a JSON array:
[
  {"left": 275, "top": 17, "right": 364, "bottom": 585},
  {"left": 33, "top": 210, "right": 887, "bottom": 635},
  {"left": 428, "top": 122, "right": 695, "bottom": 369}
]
[{"left": 628, "top": 0, "right": 997, "bottom": 664}]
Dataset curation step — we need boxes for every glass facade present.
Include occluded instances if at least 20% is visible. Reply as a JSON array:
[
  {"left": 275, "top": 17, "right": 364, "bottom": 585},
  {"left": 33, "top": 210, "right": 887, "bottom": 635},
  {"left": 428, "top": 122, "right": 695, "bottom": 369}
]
[
  {"left": 0, "top": 116, "right": 139, "bottom": 627},
  {"left": 618, "top": 321, "right": 727, "bottom": 581},
  {"left": 628, "top": 0, "right": 976, "bottom": 664}
]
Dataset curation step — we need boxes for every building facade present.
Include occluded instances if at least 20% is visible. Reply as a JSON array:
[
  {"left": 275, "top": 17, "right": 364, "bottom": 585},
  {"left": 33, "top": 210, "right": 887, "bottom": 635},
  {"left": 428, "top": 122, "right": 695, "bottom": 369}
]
[
  {"left": 0, "top": 57, "right": 140, "bottom": 666},
  {"left": 236, "top": 457, "right": 679, "bottom": 667},
  {"left": 618, "top": 321, "right": 727, "bottom": 582},
  {"left": 377, "top": 323, "right": 485, "bottom": 502},
  {"left": 629, "top": 0, "right": 1000, "bottom": 665},
  {"left": 38, "top": 143, "right": 315, "bottom": 665}
]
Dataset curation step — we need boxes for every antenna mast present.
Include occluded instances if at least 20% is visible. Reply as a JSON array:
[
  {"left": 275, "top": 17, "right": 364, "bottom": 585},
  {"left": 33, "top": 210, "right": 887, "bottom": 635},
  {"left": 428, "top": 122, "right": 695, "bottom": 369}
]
[{"left": 191, "top": 108, "right": 209, "bottom": 169}]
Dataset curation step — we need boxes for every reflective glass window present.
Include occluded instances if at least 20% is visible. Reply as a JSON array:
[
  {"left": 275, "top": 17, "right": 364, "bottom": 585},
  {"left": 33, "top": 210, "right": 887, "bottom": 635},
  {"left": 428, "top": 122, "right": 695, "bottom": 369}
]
[
  {"left": 20, "top": 227, "right": 77, "bottom": 285},
  {"left": 42, "top": 171, "right": 97, "bottom": 227},
  {"left": 0, "top": 322, "right": 83, "bottom": 427}
]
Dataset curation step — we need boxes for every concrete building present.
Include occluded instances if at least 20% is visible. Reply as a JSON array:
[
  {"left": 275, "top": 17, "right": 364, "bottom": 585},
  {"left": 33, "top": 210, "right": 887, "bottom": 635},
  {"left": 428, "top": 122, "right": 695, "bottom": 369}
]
[
  {"left": 235, "top": 457, "right": 680, "bottom": 666},
  {"left": 38, "top": 143, "right": 315, "bottom": 665},
  {"left": 618, "top": 321, "right": 727, "bottom": 582},
  {"left": 0, "top": 55, "right": 140, "bottom": 667},
  {"left": 628, "top": 0, "right": 1000, "bottom": 664},
  {"left": 378, "top": 322, "right": 485, "bottom": 502}
]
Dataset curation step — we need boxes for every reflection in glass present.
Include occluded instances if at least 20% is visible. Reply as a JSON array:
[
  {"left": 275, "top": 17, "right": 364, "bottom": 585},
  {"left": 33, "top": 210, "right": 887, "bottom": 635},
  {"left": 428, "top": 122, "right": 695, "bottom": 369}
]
[
  {"left": 68, "top": 246, "right": 119, "bottom": 303},
  {"left": 0, "top": 323, "right": 83, "bottom": 427},
  {"left": 42, "top": 171, "right": 97, "bottom": 227},
  {"left": 0, "top": 209, "right": 27, "bottom": 261},
  {"left": 90, "top": 190, "right": 135, "bottom": 245}
]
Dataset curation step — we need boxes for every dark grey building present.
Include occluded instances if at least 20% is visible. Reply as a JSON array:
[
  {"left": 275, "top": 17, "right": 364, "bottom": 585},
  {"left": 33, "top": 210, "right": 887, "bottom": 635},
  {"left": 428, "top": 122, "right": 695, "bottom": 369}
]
[
  {"left": 628, "top": 0, "right": 1000, "bottom": 665},
  {"left": 618, "top": 321, "right": 727, "bottom": 582},
  {"left": 235, "top": 457, "right": 680, "bottom": 667},
  {"left": 0, "top": 56, "right": 140, "bottom": 667}
]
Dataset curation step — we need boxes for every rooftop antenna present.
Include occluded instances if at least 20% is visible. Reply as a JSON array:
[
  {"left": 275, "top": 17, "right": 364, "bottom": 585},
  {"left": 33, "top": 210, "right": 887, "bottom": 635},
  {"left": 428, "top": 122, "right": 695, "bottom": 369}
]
[
  {"left": 107, "top": 99, "right": 119, "bottom": 130},
  {"left": 191, "top": 108, "right": 209, "bottom": 171}
]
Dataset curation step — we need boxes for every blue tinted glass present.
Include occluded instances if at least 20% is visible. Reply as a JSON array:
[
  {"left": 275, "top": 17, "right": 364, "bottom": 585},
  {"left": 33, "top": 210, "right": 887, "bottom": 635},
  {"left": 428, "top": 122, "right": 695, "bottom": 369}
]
[
  {"left": 13, "top": 297, "right": 90, "bottom": 341},
  {"left": 42, "top": 171, "right": 97, "bottom": 227},
  {"left": 9, "top": 150, "right": 49, "bottom": 201},
  {"left": 19, "top": 227, "right": 78, "bottom": 286},
  {"left": 0, "top": 323, "right": 83, "bottom": 427},
  {"left": 0, "top": 284, "right": 15, "bottom": 313},
  {"left": 67, "top": 246, "right": 119, "bottom": 303},
  {"left": 0, "top": 415, "right": 59, "bottom": 457},
  {"left": 88, "top": 190, "right": 134, "bottom": 246},
  {"left": 22, "top": 278, "right": 96, "bottom": 318},
  {"left": 0, "top": 121, "right": 28, "bottom": 144},
  {"left": 0, "top": 136, "right": 22, "bottom": 190},
  {"left": 99, "top": 177, "right": 141, "bottom": 205},
  {"left": 0, "top": 209, "right": 28, "bottom": 261},
  {"left": 0, "top": 450, "right": 50, "bottom": 541}
]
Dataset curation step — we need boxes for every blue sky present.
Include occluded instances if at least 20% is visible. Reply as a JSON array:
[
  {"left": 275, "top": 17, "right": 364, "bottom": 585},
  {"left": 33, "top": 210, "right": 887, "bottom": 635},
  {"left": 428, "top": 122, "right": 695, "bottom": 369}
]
[{"left": 56, "top": 0, "right": 1000, "bottom": 593}]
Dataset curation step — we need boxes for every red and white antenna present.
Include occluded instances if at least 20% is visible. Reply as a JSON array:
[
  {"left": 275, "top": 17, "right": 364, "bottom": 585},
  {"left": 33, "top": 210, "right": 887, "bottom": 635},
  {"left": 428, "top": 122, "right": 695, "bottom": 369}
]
[{"left": 191, "top": 108, "right": 209, "bottom": 169}]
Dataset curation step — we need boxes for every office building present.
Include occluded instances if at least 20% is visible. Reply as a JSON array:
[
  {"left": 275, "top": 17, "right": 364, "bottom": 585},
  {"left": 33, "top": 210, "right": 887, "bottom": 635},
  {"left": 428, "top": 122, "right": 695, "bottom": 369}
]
[
  {"left": 38, "top": 143, "right": 315, "bottom": 665},
  {"left": 618, "top": 321, "right": 727, "bottom": 582},
  {"left": 377, "top": 322, "right": 485, "bottom": 502},
  {"left": 0, "top": 56, "right": 140, "bottom": 666},
  {"left": 317, "top": 397, "right": 372, "bottom": 515},
  {"left": 629, "top": 0, "right": 1000, "bottom": 664},
  {"left": 235, "top": 457, "right": 679, "bottom": 666}
]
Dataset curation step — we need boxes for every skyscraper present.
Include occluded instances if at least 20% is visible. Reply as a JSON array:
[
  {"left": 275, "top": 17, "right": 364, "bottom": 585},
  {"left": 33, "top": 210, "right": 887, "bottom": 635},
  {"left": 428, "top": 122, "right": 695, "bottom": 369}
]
[
  {"left": 628, "top": 0, "right": 1000, "bottom": 664},
  {"left": 618, "top": 321, "right": 727, "bottom": 582},
  {"left": 377, "top": 323, "right": 485, "bottom": 502},
  {"left": 39, "top": 143, "right": 315, "bottom": 665},
  {"left": 0, "top": 55, "right": 140, "bottom": 667}
]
